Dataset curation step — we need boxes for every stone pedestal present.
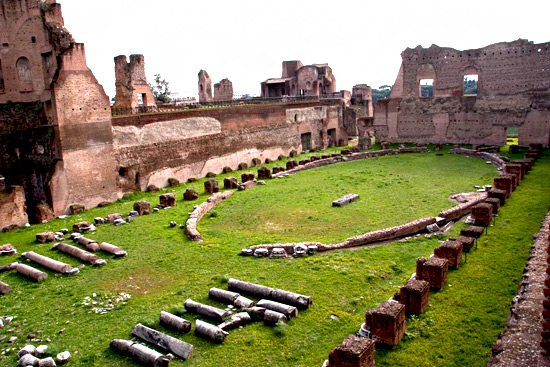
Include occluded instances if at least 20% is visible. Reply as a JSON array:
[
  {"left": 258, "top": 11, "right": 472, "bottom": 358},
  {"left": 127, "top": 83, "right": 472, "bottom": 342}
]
[
  {"left": 159, "top": 193, "right": 176, "bottom": 207},
  {"left": 472, "top": 203, "right": 493, "bottom": 226},
  {"left": 488, "top": 188, "right": 507, "bottom": 206},
  {"left": 133, "top": 201, "right": 151, "bottom": 215},
  {"left": 485, "top": 198, "right": 500, "bottom": 215},
  {"left": 460, "top": 226, "right": 484, "bottom": 239},
  {"left": 511, "top": 160, "right": 528, "bottom": 175},
  {"left": 241, "top": 173, "right": 255, "bottom": 183},
  {"left": 450, "top": 236, "right": 475, "bottom": 252},
  {"left": 505, "top": 164, "right": 523, "bottom": 183},
  {"left": 434, "top": 240, "right": 463, "bottom": 268},
  {"left": 286, "top": 161, "right": 298, "bottom": 170},
  {"left": 398, "top": 279, "right": 430, "bottom": 315},
  {"left": 204, "top": 180, "right": 219, "bottom": 194},
  {"left": 223, "top": 177, "right": 238, "bottom": 189},
  {"left": 416, "top": 257, "right": 448, "bottom": 289},
  {"left": 328, "top": 335, "right": 375, "bottom": 367},
  {"left": 184, "top": 188, "right": 199, "bottom": 201},
  {"left": 493, "top": 176, "right": 514, "bottom": 197},
  {"left": 257, "top": 167, "right": 271, "bottom": 180},
  {"left": 272, "top": 166, "right": 285, "bottom": 174},
  {"left": 364, "top": 301, "right": 405, "bottom": 347}
]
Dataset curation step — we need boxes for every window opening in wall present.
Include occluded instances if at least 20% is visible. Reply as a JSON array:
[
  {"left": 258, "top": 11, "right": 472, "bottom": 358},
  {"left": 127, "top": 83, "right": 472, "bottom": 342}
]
[
  {"left": 16, "top": 57, "right": 33, "bottom": 91},
  {"left": 31, "top": 36, "right": 36, "bottom": 43},
  {"left": 327, "top": 128, "right": 336, "bottom": 147},
  {"left": 463, "top": 74, "right": 478, "bottom": 96},
  {"left": 419, "top": 79, "right": 433, "bottom": 98},
  {"left": 506, "top": 127, "right": 518, "bottom": 145},
  {"left": 137, "top": 93, "right": 144, "bottom": 105},
  {"left": 301, "top": 132, "right": 312, "bottom": 152}
]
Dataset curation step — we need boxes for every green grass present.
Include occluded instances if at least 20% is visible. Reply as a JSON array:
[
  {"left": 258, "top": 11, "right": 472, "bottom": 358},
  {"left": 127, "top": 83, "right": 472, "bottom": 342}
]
[{"left": 0, "top": 146, "right": 546, "bottom": 367}]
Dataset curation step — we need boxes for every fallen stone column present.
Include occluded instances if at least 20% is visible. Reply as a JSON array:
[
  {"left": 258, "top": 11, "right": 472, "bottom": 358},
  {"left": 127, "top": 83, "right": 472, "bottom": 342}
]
[
  {"left": 238, "top": 180, "right": 257, "bottom": 191},
  {"left": 263, "top": 309, "right": 288, "bottom": 325},
  {"left": 327, "top": 335, "right": 375, "bottom": 367},
  {"left": 0, "top": 281, "right": 11, "bottom": 294},
  {"left": 132, "top": 323, "right": 193, "bottom": 360},
  {"left": 22, "top": 251, "right": 77, "bottom": 275},
  {"left": 184, "top": 299, "right": 230, "bottom": 322},
  {"left": 77, "top": 237, "right": 100, "bottom": 252},
  {"left": 0, "top": 262, "right": 17, "bottom": 273},
  {"left": 15, "top": 263, "right": 47, "bottom": 282},
  {"left": 228, "top": 278, "right": 312, "bottom": 309},
  {"left": 109, "top": 339, "right": 170, "bottom": 367},
  {"left": 332, "top": 194, "right": 360, "bottom": 207},
  {"left": 209, "top": 288, "right": 255, "bottom": 308},
  {"left": 257, "top": 299, "right": 298, "bottom": 319},
  {"left": 218, "top": 312, "right": 252, "bottom": 331},
  {"left": 99, "top": 242, "right": 127, "bottom": 257},
  {"left": 52, "top": 243, "right": 106, "bottom": 266},
  {"left": 195, "top": 320, "right": 228, "bottom": 343},
  {"left": 159, "top": 311, "right": 191, "bottom": 334}
]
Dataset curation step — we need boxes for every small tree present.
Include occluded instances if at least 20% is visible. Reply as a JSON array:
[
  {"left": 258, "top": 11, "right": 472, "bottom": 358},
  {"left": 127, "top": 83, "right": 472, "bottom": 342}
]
[{"left": 150, "top": 74, "right": 171, "bottom": 103}]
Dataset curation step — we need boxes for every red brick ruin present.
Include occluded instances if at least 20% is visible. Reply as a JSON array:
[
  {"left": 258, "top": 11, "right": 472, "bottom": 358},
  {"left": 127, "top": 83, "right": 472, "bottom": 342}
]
[
  {"left": 374, "top": 40, "right": 550, "bottom": 147},
  {"left": 214, "top": 78, "right": 233, "bottom": 101},
  {"left": 113, "top": 54, "right": 157, "bottom": 114}
]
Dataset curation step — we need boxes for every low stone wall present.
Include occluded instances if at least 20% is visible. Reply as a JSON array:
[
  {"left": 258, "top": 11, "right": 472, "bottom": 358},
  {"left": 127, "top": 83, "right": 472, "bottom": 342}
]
[
  {"left": 438, "top": 192, "right": 488, "bottom": 222},
  {"left": 449, "top": 148, "right": 507, "bottom": 169},
  {"left": 186, "top": 191, "right": 234, "bottom": 242},
  {"left": 0, "top": 186, "right": 28, "bottom": 231},
  {"left": 248, "top": 217, "right": 436, "bottom": 254}
]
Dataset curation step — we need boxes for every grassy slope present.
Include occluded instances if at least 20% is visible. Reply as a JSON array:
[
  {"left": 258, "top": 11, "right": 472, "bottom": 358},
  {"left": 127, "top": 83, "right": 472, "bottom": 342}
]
[
  {"left": 376, "top": 155, "right": 550, "bottom": 366},
  {"left": 0, "top": 148, "right": 543, "bottom": 367}
]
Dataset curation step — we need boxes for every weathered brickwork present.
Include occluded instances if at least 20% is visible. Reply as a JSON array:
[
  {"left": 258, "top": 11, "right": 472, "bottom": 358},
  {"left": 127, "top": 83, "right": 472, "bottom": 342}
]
[
  {"left": 214, "top": 78, "right": 233, "bottom": 101},
  {"left": 374, "top": 39, "right": 550, "bottom": 147},
  {"left": 198, "top": 69, "right": 212, "bottom": 102},
  {"left": 113, "top": 54, "right": 157, "bottom": 113}
]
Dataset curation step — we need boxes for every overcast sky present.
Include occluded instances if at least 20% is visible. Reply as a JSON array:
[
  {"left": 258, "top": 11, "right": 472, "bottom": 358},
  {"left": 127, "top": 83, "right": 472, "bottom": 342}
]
[{"left": 61, "top": 0, "right": 549, "bottom": 100}]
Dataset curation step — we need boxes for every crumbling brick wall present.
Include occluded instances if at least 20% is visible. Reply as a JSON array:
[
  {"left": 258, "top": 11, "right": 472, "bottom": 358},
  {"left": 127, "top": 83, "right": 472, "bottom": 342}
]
[
  {"left": 374, "top": 40, "right": 550, "bottom": 147},
  {"left": 113, "top": 54, "right": 157, "bottom": 113},
  {"left": 198, "top": 70, "right": 213, "bottom": 102},
  {"left": 214, "top": 78, "right": 233, "bottom": 101}
]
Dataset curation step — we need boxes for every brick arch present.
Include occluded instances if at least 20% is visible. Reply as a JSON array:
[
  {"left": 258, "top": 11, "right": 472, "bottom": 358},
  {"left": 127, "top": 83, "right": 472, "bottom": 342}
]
[{"left": 16, "top": 56, "right": 33, "bottom": 91}]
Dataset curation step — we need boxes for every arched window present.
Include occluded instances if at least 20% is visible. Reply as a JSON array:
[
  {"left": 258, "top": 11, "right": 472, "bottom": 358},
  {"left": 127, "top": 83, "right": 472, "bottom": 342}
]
[{"left": 16, "top": 57, "right": 33, "bottom": 91}]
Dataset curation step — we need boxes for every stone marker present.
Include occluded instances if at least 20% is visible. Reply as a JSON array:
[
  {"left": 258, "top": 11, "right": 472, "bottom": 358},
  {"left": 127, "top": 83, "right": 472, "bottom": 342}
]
[
  {"left": 195, "top": 320, "right": 228, "bottom": 343},
  {"left": 159, "top": 311, "right": 191, "bottom": 334},
  {"left": 77, "top": 236, "right": 100, "bottom": 252},
  {"left": 450, "top": 236, "right": 475, "bottom": 253},
  {"left": 327, "top": 335, "right": 375, "bottom": 367},
  {"left": 132, "top": 323, "right": 194, "bottom": 360},
  {"left": 69, "top": 204, "right": 85, "bottom": 215},
  {"left": 434, "top": 240, "right": 463, "bottom": 268},
  {"left": 485, "top": 198, "right": 501, "bottom": 214},
  {"left": 0, "top": 243, "right": 17, "bottom": 256},
  {"left": 364, "top": 301, "right": 406, "bottom": 347},
  {"left": 270, "top": 248, "right": 286, "bottom": 258},
  {"left": 183, "top": 188, "right": 199, "bottom": 201},
  {"left": 110, "top": 339, "right": 170, "bottom": 367},
  {"left": 504, "top": 163, "right": 523, "bottom": 183},
  {"left": 0, "top": 281, "right": 11, "bottom": 295},
  {"left": 398, "top": 279, "right": 430, "bottom": 315},
  {"left": 159, "top": 194, "right": 176, "bottom": 207},
  {"left": 332, "top": 194, "right": 360, "bottom": 207},
  {"left": 133, "top": 201, "right": 151, "bottom": 215},
  {"left": 36, "top": 232, "right": 56, "bottom": 243},
  {"left": 223, "top": 177, "right": 238, "bottom": 189},
  {"left": 416, "top": 257, "right": 448, "bottom": 289},
  {"left": 204, "top": 180, "right": 219, "bottom": 194}
]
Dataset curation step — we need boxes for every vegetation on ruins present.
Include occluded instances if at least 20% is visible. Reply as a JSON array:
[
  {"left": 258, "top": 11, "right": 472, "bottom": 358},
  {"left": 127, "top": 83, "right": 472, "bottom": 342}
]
[
  {"left": 372, "top": 86, "right": 392, "bottom": 104},
  {"left": 0, "top": 145, "right": 547, "bottom": 367},
  {"left": 149, "top": 74, "right": 171, "bottom": 103}
]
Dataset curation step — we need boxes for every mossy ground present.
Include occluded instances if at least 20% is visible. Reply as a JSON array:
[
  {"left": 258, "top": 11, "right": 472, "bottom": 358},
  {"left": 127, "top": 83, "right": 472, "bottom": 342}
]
[{"left": 0, "top": 145, "right": 547, "bottom": 367}]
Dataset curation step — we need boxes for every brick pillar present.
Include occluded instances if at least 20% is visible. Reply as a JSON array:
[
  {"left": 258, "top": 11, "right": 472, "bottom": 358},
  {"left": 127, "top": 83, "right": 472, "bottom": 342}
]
[
  {"left": 328, "top": 335, "right": 375, "bottom": 367},
  {"left": 471, "top": 203, "right": 493, "bottom": 226},
  {"left": 364, "top": 302, "right": 406, "bottom": 347},
  {"left": 504, "top": 163, "right": 523, "bottom": 183},
  {"left": 434, "top": 240, "right": 463, "bottom": 268},
  {"left": 493, "top": 176, "right": 514, "bottom": 197}
]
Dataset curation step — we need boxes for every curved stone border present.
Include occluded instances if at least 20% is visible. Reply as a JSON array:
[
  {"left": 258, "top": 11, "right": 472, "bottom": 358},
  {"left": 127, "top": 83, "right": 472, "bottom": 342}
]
[
  {"left": 186, "top": 191, "right": 234, "bottom": 242},
  {"left": 449, "top": 147, "right": 508, "bottom": 169}
]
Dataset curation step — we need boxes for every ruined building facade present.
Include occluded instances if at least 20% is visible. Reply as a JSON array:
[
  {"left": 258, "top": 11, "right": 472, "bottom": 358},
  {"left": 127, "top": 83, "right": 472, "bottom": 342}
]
[
  {"left": 374, "top": 39, "right": 550, "bottom": 146},
  {"left": 198, "top": 69, "right": 212, "bottom": 102},
  {"left": 113, "top": 54, "right": 157, "bottom": 114},
  {"left": 261, "top": 61, "right": 337, "bottom": 98},
  {"left": 0, "top": 0, "right": 117, "bottom": 226},
  {"left": 214, "top": 78, "right": 233, "bottom": 101}
]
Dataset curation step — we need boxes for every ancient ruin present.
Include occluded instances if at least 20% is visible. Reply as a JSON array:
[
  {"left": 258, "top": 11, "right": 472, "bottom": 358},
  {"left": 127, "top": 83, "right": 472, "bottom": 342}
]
[
  {"left": 198, "top": 69, "right": 212, "bottom": 102},
  {"left": 113, "top": 54, "right": 157, "bottom": 114},
  {"left": 374, "top": 39, "right": 550, "bottom": 147},
  {"left": 261, "top": 60, "right": 337, "bottom": 97},
  {"left": 214, "top": 78, "right": 233, "bottom": 101}
]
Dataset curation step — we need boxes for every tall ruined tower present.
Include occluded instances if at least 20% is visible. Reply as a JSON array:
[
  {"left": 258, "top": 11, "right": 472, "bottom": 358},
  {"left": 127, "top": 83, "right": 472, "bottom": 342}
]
[
  {"left": 0, "top": 0, "right": 117, "bottom": 226},
  {"left": 113, "top": 54, "right": 157, "bottom": 113},
  {"left": 198, "top": 70, "right": 212, "bottom": 102}
]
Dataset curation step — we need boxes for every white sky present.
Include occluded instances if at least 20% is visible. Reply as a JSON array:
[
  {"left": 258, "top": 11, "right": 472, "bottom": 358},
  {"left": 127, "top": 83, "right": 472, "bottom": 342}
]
[{"left": 61, "top": 0, "right": 549, "bottom": 100}]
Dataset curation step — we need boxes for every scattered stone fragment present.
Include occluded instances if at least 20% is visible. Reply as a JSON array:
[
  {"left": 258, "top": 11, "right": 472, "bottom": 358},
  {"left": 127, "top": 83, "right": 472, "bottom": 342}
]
[
  {"left": 38, "top": 357, "right": 56, "bottom": 367},
  {"left": 204, "top": 180, "right": 219, "bottom": 194},
  {"left": 183, "top": 188, "right": 199, "bottom": 201},
  {"left": 19, "top": 353, "right": 39, "bottom": 366},
  {"left": 55, "top": 351, "right": 71, "bottom": 364},
  {"left": 0, "top": 281, "right": 12, "bottom": 295},
  {"left": 35, "top": 345, "right": 48, "bottom": 357},
  {"left": 36, "top": 232, "right": 56, "bottom": 243},
  {"left": 159, "top": 311, "right": 191, "bottom": 334},
  {"left": 332, "top": 194, "right": 360, "bottom": 207},
  {"left": 110, "top": 339, "right": 170, "bottom": 367},
  {"left": 218, "top": 312, "right": 252, "bottom": 331},
  {"left": 18, "top": 344, "right": 36, "bottom": 359},
  {"left": 270, "top": 248, "right": 286, "bottom": 258},
  {"left": 132, "top": 323, "right": 193, "bottom": 360},
  {"left": 0, "top": 244, "right": 17, "bottom": 256},
  {"left": 94, "top": 217, "right": 105, "bottom": 225},
  {"left": 254, "top": 248, "right": 269, "bottom": 257},
  {"left": 195, "top": 320, "right": 228, "bottom": 344}
]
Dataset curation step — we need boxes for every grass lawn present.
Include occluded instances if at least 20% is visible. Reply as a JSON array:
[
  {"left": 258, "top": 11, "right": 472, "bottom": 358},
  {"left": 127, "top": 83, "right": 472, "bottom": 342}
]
[{"left": 0, "top": 146, "right": 545, "bottom": 367}]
